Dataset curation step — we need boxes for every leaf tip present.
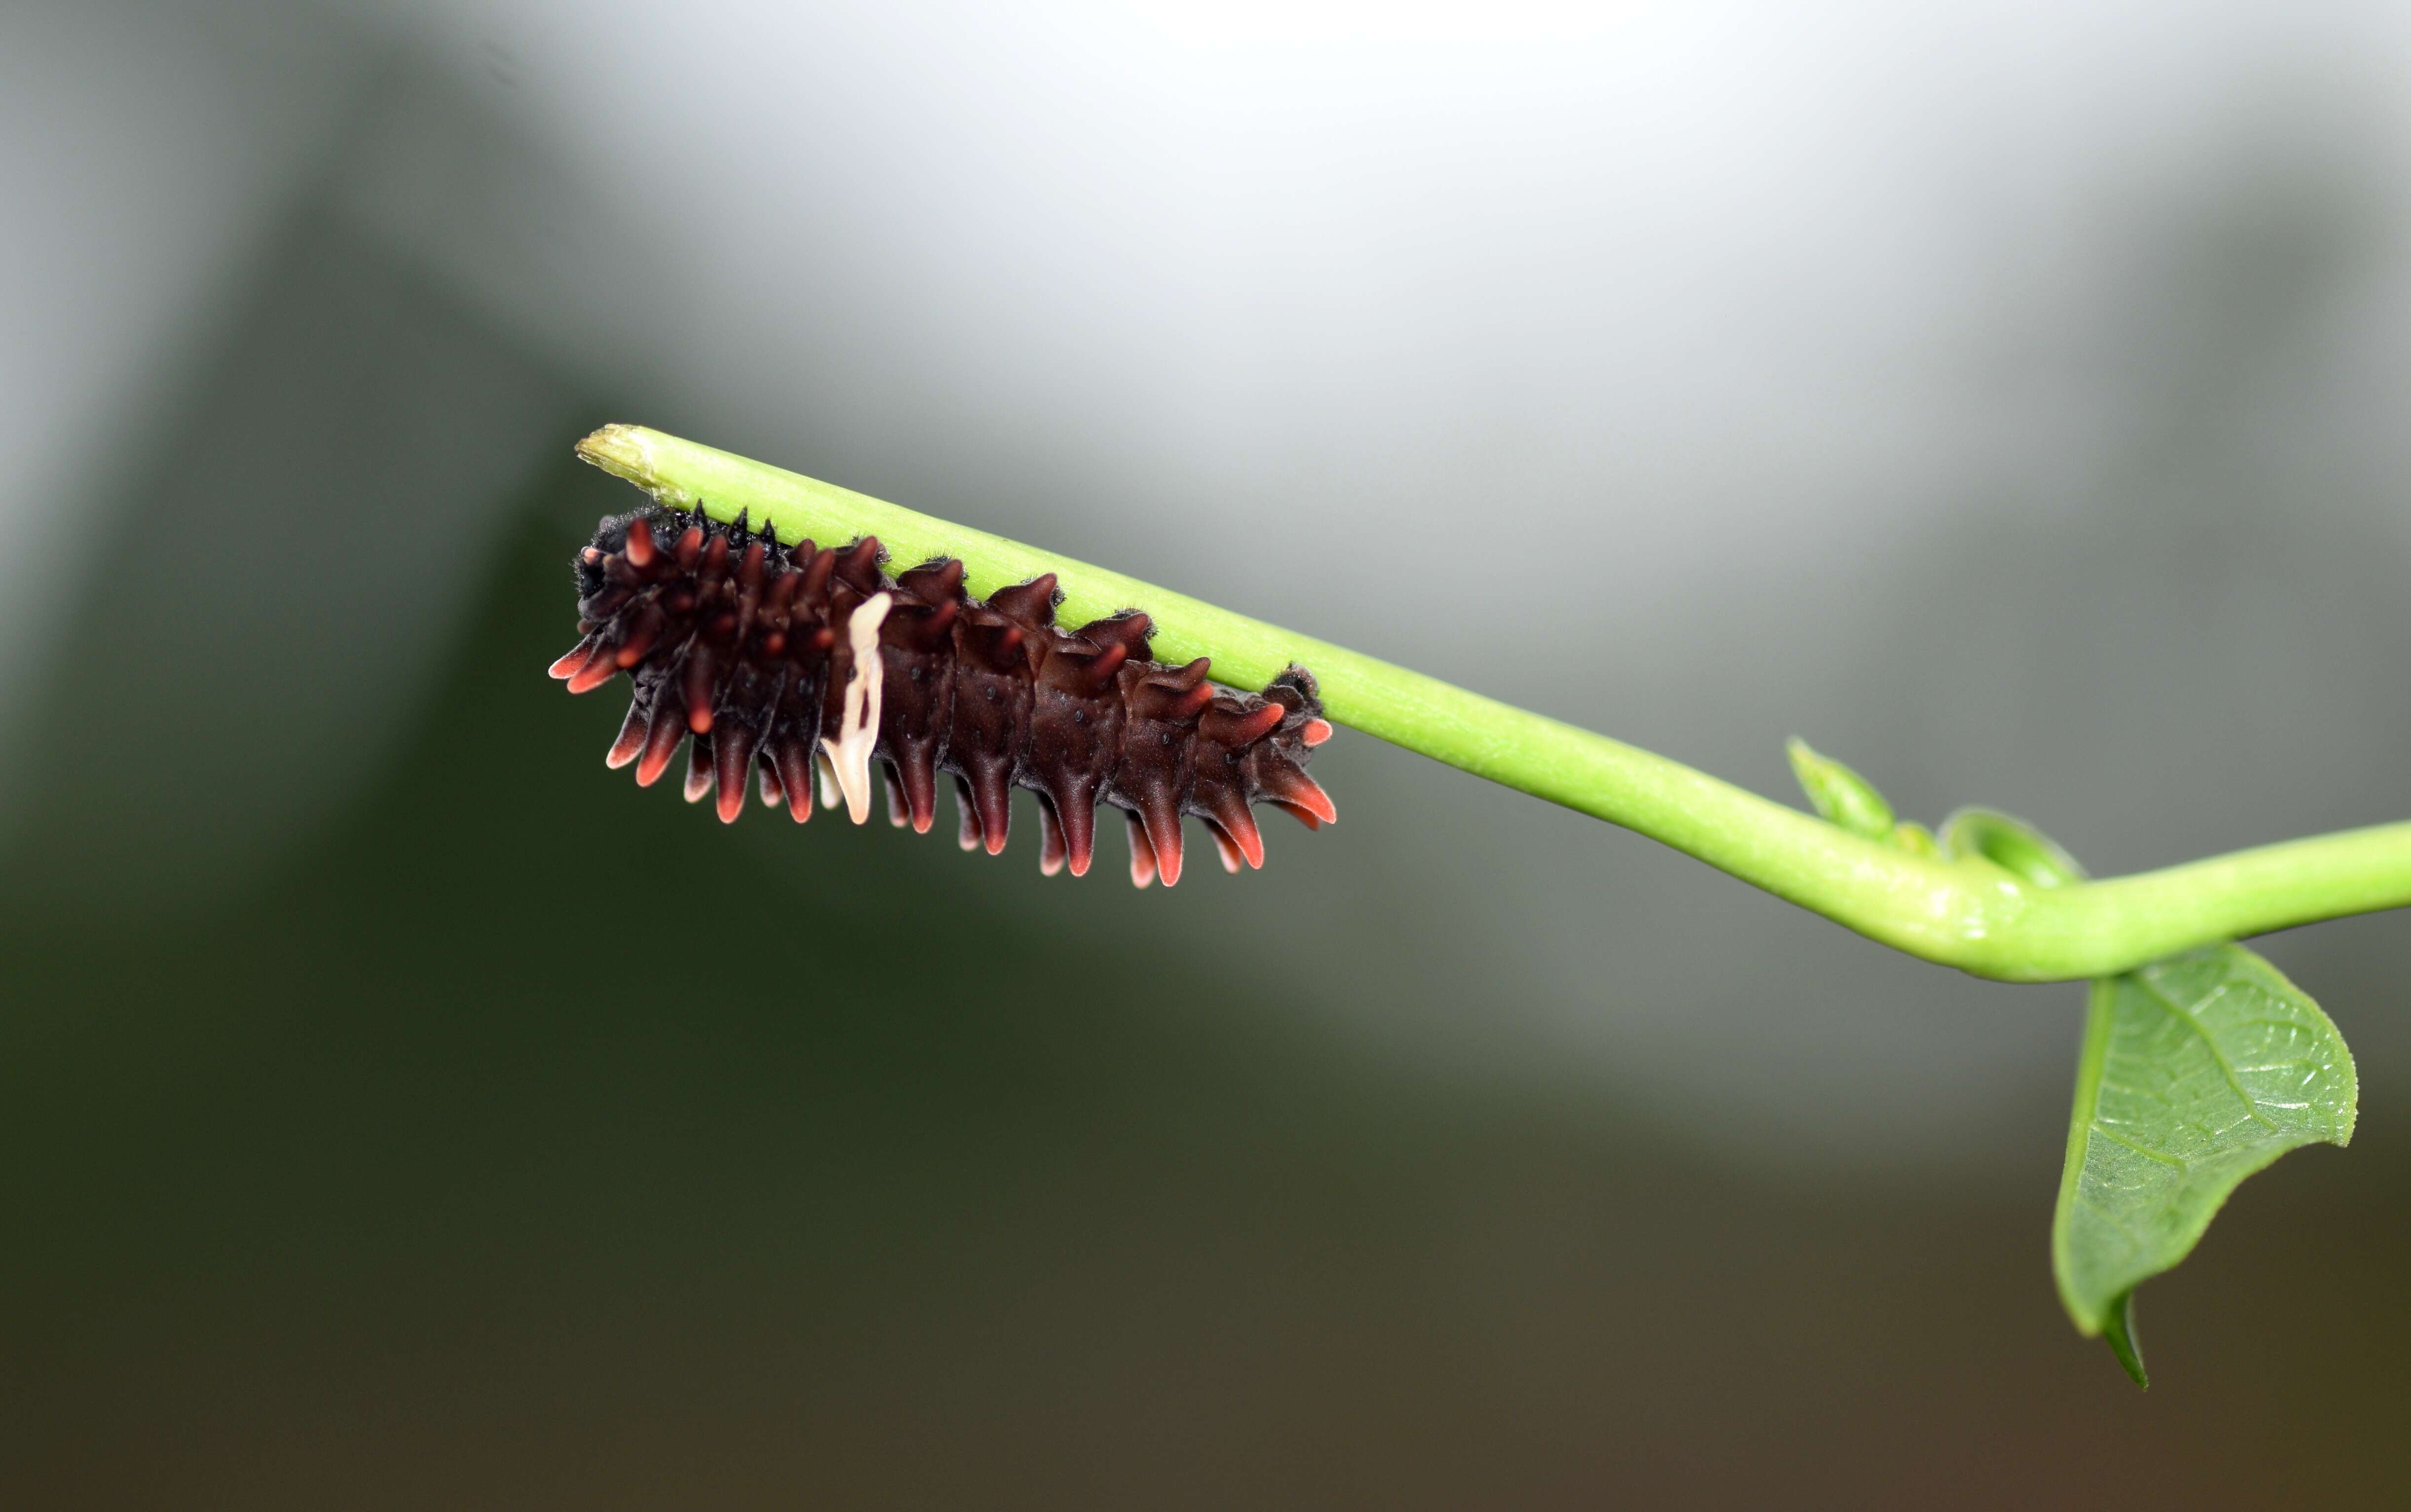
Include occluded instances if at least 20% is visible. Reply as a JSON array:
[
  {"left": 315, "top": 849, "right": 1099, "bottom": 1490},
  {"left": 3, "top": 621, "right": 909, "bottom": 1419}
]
[{"left": 2103, "top": 1290, "right": 2149, "bottom": 1389}]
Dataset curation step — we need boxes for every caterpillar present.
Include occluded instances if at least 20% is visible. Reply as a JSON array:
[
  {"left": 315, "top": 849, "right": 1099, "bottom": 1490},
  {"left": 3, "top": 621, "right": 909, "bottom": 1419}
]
[{"left": 549, "top": 504, "right": 1336, "bottom": 887}]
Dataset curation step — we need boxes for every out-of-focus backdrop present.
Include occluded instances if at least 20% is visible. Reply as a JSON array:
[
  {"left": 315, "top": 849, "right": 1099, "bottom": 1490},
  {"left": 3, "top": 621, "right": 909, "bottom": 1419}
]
[{"left": 5, "top": 1, "right": 2408, "bottom": 1505}]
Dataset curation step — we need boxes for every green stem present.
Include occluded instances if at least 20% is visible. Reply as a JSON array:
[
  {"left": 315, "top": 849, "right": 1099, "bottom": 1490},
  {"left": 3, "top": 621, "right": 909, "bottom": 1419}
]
[{"left": 576, "top": 423, "right": 2411, "bottom": 983}]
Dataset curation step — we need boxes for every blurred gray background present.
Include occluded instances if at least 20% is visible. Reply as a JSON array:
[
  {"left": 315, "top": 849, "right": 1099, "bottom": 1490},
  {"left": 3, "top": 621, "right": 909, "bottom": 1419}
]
[{"left": 3, "top": 1, "right": 2408, "bottom": 1506}]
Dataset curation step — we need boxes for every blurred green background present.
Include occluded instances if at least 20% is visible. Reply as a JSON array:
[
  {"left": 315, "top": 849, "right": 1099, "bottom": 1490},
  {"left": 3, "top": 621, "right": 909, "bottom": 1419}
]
[{"left": 3, "top": 1, "right": 2409, "bottom": 1506}]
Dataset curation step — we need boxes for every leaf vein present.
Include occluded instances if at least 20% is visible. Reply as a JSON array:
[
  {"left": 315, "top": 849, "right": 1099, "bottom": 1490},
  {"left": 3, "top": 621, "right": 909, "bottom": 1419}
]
[
  {"left": 2133, "top": 971, "right": 2282, "bottom": 1131},
  {"left": 2089, "top": 1125, "right": 2187, "bottom": 1171}
]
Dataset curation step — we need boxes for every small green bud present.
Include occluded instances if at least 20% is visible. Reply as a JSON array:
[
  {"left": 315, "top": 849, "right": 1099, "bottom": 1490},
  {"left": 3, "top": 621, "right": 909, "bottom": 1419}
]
[
  {"left": 1785, "top": 738, "right": 1895, "bottom": 842},
  {"left": 1890, "top": 821, "right": 1938, "bottom": 857}
]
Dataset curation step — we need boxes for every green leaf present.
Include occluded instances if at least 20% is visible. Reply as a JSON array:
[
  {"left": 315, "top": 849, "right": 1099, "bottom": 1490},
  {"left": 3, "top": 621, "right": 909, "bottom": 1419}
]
[
  {"left": 1785, "top": 738, "right": 1895, "bottom": 841},
  {"left": 1939, "top": 807, "right": 2086, "bottom": 888},
  {"left": 2052, "top": 944, "right": 2357, "bottom": 1383}
]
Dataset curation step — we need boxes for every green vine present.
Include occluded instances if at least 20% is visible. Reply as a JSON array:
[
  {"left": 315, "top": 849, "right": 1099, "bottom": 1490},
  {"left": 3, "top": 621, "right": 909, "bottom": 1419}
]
[{"left": 578, "top": 423, "right": 2411, "bottom": 984}]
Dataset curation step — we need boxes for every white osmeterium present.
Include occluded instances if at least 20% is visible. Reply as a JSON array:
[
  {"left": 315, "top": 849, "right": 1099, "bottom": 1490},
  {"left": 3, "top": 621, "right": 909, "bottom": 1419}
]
[{"left": 820, "top": 592, "right": 892, "bottom": 825}]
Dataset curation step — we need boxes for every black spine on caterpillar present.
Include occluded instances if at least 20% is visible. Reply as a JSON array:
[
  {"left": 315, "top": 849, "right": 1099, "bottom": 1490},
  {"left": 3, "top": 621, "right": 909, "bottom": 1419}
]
[{"left": 550, "top": 505, "right": 1337, "bottom": 887}]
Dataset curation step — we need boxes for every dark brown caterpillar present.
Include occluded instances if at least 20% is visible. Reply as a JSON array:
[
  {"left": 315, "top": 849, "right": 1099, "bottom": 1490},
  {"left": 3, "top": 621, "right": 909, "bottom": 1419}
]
[{"left": 549, "top": 504, "right": 1336, "bottom": 887}]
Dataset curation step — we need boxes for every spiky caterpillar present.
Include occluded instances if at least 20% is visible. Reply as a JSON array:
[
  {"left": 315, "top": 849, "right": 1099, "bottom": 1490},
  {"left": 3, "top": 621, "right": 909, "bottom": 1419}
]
[{"left": 548, "top": 505, "right": 1336, "bottom": 886}]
